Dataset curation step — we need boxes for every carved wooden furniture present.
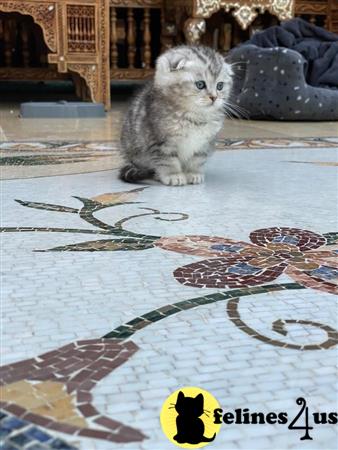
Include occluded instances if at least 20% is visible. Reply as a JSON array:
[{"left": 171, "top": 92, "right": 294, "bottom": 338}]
[
  {"left": 0, "top": 0, "right": 110, "bottom": 108},
  {"left": 295, "top": 0, "right": 338, "bottom": 32},
  {"left": 109, "top": 1, "right": 164, "bottom": 81},
  {"left": 170, "top": 0, "right": 295, "bottom": 44},
  {"left": 0, "top": 0, "right": 336, "bottom": 110},
  {"left": 170, "top": 0, "right": 337, "bottom": 45}
]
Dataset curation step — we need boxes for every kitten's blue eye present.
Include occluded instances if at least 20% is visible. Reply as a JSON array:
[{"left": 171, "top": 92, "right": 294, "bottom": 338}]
[
  {"left": 195, "top": 80, "right": 206, "bottom": 90},
  {"left": 217, "top": 82, "right": 224, "bottom": 91}
]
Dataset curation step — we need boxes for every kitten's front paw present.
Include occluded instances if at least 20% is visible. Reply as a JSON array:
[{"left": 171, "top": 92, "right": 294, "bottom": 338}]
[
  {"left": 186, "top": 173, "right": 205, "bottom": 185},
  {"left": 160, "top": 173, "right": 187, "bottom": 186}
]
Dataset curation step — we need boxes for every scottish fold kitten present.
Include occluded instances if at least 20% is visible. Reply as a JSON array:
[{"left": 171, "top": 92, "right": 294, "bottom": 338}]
[{"left": 120, "top": 45, "right": 233, "bottom": 186}]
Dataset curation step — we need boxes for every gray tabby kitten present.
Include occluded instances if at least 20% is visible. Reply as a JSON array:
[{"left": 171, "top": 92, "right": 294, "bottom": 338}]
[{"left": 120, "top": 45, "right": 233, "bottom": 186}]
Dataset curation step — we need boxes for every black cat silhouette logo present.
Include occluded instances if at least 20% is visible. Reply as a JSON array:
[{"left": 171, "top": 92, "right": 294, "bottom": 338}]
[{"left": 161, "top": 387, "right": 221, "bottom": 448}]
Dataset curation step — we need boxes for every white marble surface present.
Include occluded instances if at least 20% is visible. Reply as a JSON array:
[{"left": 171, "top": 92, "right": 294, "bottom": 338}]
[{"left": 1, "top": 146, "right": 338, "bottom": 449}]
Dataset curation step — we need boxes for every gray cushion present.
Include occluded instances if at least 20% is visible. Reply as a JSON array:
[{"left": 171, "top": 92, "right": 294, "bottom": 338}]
[{"left": 228, "top": 44, "right": 338, "bottom": 121}]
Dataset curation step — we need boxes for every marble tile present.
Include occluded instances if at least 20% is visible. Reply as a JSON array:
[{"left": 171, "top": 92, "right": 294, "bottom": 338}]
[{"left": 1, "top": 137, "right": 337, "bottom": 450}]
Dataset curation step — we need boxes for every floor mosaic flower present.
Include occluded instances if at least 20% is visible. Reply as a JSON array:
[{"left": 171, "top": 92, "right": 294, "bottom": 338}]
[{"left": 1, "top": 137, "right": 337, "bottom": 449}]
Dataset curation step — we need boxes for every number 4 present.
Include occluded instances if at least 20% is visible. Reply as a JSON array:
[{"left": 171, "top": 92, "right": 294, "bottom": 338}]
[{"left": 288, "top": 397, "right": 313, "bottom": 440}]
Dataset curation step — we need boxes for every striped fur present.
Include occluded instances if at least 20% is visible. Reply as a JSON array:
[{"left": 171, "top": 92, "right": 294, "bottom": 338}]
[
  {"left": 120, "top": 46, "right": 233, "bottom": 186},
  {"left": 119, "top": 164, "right": 154, "bottom": 183}
]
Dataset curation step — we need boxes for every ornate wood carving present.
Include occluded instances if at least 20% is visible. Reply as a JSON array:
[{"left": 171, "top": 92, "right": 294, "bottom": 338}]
[
  {"left": 98, "top": 0, "right": 110, "bottom": 109},
  {"left": 67, "top": 5, "right": 96, "bottom": 53},
  {"left": 127, "top": 8, "right": 136, "bottom": 67},
  {"left": 68, "top": 63, "right": 98, "bottom": 100},
  {"left": 193, "top": 0, "right": 295, "bottom": 29},
  {"left": 0, "top": 1, "right": 57, "bottom": 52},
  {"left": 110, "top": 67, "right": 154, "bottom": 79},
  {"left": 110, "top": 7, "right": 118, "bottom": 68},
  {"left": 143, "top": 7, "right": 151, "bottom": 68},
  {"left": 295, "top": 2, "right": 328, "bottom": 14},
  {"left": 184, "top": 17, "right": 206, "bottom": 44},
  {"left": 110, "top": 0, "right": 162, "bottom": 7}
]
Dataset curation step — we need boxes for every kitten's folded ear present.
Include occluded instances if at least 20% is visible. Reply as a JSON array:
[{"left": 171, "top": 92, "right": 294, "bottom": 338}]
[
  {"left": 156, "top": 52, "right": 187, "bottom": 73},
  {"left": 155, "top": 48, "right": 193, "bottom": 86}
]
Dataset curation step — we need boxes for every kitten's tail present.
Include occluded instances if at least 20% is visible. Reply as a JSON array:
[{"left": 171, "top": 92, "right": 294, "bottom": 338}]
[
  {"left": 201, "top": 433, "right": 216, "bottom": 442},
  {"left": 119, "top": 163, "right": 154, "bottom": 183}
]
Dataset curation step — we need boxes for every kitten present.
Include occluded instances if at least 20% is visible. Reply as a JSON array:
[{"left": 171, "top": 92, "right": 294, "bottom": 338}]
[
  {"left": 173, "top": 391, "right": 215, "bottom": 444},
  {"left": 119, "top": 45, "right": 233, "bottom": 186}
]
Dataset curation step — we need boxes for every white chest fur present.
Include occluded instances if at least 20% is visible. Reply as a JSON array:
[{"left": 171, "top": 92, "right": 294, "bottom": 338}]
[{"left": 175, "top": 119, "right": 222, "bottom": 161}]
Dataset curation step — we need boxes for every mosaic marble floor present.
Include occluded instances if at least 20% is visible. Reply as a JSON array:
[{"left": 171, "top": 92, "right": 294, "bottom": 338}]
[{"left": 1, "top": 136, "right": 338, "bottom": 450}]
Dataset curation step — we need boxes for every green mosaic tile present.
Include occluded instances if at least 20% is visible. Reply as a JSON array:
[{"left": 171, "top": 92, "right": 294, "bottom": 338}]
[
  {"left": 323, "top": 232, "right": 338, "bottom": 245},
  {"left": 114, "top": 331, "right": 135, "bottom": 338},
  {"left": 224, "top": 289, "right": 246, "bottom": 297},
  {"left": 174, "top": 300, "right": 194, "bottom": 310},
  {"left": 126, "top": 317, "right": 146, "bottom": 326},
  {"left": 191, "top": 297, "right": 217, "bottom": 305},
  {"left": 285, "top": 283, "right": 305, "bottom": 289},
  {"left": 102, "top": 331, "right": 122, "bottom": 339},
  {"left": 141, "top": 311, "right": 164, "bottom": 322},
  {"left": 157, "top": 305, "right": 182, "bottom": 316},
  {"left": 114, "top": 325, "right": 133, "bottom": 333}
]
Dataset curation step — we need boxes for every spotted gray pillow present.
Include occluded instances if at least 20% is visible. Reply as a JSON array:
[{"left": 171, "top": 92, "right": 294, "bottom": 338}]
[{"left": 228, "top": 44, "right": 338, "bottom": 121}]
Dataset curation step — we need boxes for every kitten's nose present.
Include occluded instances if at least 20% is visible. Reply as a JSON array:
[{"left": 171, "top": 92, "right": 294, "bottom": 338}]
[{"left": 209, "top": 95, "right": 216, "bottom": 102}]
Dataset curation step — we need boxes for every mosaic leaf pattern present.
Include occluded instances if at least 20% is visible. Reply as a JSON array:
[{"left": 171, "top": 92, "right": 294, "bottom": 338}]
[
  {"left": 15, "top": 200, "right": 79, "bottom": 214},
  {"left": 0, "top": 340, "right": 145, "bottom": 444},
  {"left": 1, "top": 154, "right": 107, "bottom": 166},
  {"left": 323, "top": 232, "right": 338, "bottom": 246},
  {"left": 44, "top": 239, "right": 155, "bottom": 252},
  {"left": 91, "top": 188, "right": 146, "bottom": 205}
]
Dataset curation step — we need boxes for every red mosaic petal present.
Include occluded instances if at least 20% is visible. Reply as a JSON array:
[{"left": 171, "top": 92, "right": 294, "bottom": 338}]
[
  {"left": 303, "top": 251, "right": 338, "bottom": 269},
  {"left": 286, "top": 255, "right": 338, "bottom": 295},
  {"left": 156, "top": 235, "right": 254, "bottom": 258},
  {"left": 249, "top": 227, "right": 326, "bottom": 251},
  {"left": 174, "top": 256, "right": 287, "bottom": 289},
  {"left": 286, "top": 251, "right": 338, "bottom": 294}
]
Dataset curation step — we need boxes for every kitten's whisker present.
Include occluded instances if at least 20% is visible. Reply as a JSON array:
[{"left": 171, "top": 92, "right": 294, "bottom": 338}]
[
  {"left": 224, "top": 106, "right": 247, "bottom": 120},
  {"left": 231, "top": 67, "right": 247, "bottom": 72},
  {"left": 226, "top": 105, "right": 248, "bottom": 116},
  {"left": 223, "top": 108, "right": 233, "bottom": 119},
  {"left": 225, "top": 100, "right": 248, "bottom": 111},
  {"left": 225, "top": 107, "right": 244, "bottom": 119},
  {"left": 224, "top": 101, "right": 250, "bottom": 119},
  {"left": 224, "top": 104, "right": 243, "bottom": 118},
  {"left": 229, "top": 61, "right": 247, "bottom": 67},
  {"left": 231, "top": 107, "right": 250, "bottom": 119},
  {"left": 224, "top": 110, "right": 234, "bottom": 120}
]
